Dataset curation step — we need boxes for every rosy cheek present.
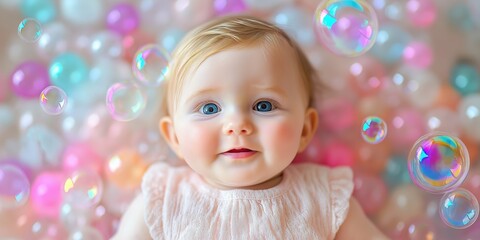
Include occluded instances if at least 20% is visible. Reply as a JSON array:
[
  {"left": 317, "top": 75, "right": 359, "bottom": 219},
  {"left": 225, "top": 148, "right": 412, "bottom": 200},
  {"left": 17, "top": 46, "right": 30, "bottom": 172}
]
[
  {"left": 262, "top": 120, "right": 300, "bottom": 150},
  {"left": 177, "top": 123, "right": 217, "bottom": 158}
]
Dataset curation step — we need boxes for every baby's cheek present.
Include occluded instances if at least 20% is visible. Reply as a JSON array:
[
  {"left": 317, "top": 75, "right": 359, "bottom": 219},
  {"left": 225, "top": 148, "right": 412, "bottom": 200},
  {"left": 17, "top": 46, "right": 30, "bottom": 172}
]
[
  {"left": 178, "top": 125, "right": 216, "bottom": 157},
  {"left": 263, "top": 120, "right": 301, "bottom": 151}
]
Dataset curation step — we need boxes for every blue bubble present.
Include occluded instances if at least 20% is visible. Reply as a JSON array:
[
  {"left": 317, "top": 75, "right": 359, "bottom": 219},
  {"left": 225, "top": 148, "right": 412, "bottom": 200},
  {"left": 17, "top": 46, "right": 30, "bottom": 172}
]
[
  {"left": 49, "top": 53, "right": 89, "bottom": 94},
  {"left": 382, "top": 155, "right": 412, "bottom": 189},
  {"left": 450, "top": 60, "right": 480, "bottom": 96},
  {"left": 440, "top": 188, "right": 479, "bottom": 229},
  {"left": 21, "top": 0, "right": 56, "bottom": 23},
  {"left": 369, "top": 24, "right": 411, "bottom": 65}
]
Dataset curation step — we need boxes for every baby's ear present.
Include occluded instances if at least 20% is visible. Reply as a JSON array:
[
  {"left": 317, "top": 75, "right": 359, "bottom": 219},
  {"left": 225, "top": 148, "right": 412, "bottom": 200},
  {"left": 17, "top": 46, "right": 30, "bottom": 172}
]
[
  {"left": 159, "top": 116, "right": 183, "bottom": 159},
  {"left": 298, "top": 107, "right": 318, "bottom": 152}
]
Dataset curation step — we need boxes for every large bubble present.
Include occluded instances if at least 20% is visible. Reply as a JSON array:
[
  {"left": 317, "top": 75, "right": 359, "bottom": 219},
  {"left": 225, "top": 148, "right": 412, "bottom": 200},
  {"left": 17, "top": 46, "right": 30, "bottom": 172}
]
[
  {"left": 314, "top": 0, "right": 378, "bottom": 57},
  {"left": 408, "top": 132, "right": 470, "bottom": 193}
]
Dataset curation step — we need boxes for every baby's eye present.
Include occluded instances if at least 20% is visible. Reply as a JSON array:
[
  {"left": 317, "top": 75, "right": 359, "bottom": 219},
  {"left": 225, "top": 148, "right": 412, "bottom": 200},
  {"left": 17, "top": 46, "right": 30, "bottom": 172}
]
[
  {"left": 254, "top": 100, "right": 274, "bottom": 112},
  {"left": 201, "top": 103, "right": 220, "bottom": 114}
]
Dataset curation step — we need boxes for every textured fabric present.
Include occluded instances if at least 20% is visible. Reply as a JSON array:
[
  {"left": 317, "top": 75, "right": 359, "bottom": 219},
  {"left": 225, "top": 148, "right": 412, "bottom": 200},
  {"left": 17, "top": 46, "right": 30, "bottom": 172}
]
[{"left": 142, "top": 162, "right": 354, "bottom": 240}]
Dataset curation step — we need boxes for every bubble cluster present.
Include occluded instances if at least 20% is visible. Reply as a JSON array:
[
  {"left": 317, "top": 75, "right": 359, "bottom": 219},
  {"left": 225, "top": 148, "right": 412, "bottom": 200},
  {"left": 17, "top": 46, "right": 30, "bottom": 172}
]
[
  {"left": 39, "top": 86, "right": 68, "bottom": 115},
  {"left": 408, "top": 132, "right": 470, "bottom": 193},
  {"left": 105, "top": 83, "right": 147, "bottom": 121},
  {"left": 361, "top": 116, "right": 387, "bottom": 144},
  {"left": 17, "top": 18, "right": 43, "bottom": 43},
  {"left": 132, "top": 44, "right": 170, "bottom": 87},
  {"left": 314, "top": 0, "right": 378, "bottom": 57},
  {"left": 440, "top": 188, "right": 479, "bottom": 229}
]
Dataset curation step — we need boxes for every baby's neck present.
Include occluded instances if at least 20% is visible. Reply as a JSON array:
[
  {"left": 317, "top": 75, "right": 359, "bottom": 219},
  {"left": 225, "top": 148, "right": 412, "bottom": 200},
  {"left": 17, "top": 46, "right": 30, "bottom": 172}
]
[{"left": 206, "top": 173, "right": 284, "bottom": 190}]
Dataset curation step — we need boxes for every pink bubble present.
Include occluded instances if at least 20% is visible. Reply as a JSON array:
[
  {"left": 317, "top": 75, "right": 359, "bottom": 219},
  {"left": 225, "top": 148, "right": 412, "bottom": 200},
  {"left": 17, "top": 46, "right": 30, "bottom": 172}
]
[
  {"left": 406, "top": 0, "right": 437, "bottom": 28},
  {"left": 348, "top": 57, "right": 386, "bottom": 97},
  {"left": 62, "top": 142, "right": 103, "bottom": 174},
  {"left": 353, "top": 171, "right": 387, "bottom": 215},
  {"left": 214, "top": 0, "right": 247, "bottom": 15},
  {"left": 31, "top": 171, "right": 64, "bottom": 218},
  {"left": 10, "top": 61, "right": 50, "bottom": 99},
  {"left": 106, "top": 3, "right": 139, "bottom": 36},
  {"left": 320, "top": 140, "right": 355, "bottom": 167},
  {"left": 403, "top": 41, "right": 433, "bottom": 69}
]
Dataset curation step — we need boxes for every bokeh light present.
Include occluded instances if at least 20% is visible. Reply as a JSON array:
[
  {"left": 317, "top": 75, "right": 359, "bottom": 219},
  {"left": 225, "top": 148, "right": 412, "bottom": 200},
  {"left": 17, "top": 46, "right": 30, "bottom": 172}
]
[
  {"left": 314, "top": 0, "right": 378, "bottom": 57},
  {"left": 39, "top": 86, "right": 68, "bottom": 115},
  {"left": 440, "top": 188, "right": 479, "bottom": 229},
  {"left": 408, "top": 132, "right": 470, "bottom": 193}
]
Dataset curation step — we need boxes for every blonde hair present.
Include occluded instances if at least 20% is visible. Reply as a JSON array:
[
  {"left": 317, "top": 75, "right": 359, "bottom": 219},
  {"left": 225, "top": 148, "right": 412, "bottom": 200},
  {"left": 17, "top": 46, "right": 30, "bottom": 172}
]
[{"left": 162, "top": 15, "right": 318, "bottom": 116}]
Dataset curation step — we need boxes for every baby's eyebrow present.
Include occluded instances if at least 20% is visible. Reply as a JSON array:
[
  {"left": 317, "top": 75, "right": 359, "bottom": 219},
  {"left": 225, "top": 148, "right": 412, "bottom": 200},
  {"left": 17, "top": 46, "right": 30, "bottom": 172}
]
[
  {"left": 183, "top": 88, "right": 219, "bottom": 103},
  {"left": 253, "top": 85, "right": 287, "bottom": 96}
]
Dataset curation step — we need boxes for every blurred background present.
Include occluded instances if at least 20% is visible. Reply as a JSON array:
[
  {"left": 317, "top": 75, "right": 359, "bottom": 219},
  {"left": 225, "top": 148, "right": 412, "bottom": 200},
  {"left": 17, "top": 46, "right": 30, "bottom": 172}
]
[{"left": 1, "top": 0, "right": 480, "bottom": 239}]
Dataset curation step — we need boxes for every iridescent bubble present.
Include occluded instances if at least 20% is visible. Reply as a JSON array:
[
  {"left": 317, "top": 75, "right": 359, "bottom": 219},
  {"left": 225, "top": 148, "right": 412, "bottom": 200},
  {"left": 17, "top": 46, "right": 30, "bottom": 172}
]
[
  {"left": 0, "top": 164, "right": 30, "bottom": 209},
  {"left": 314, "top": 0, "right": 378, "bottom": 57},
  {"left": 39, "top": 86, "right": 68, "bottom": 115},
  {"left": 105, "top": 83, "right": 147, "bottom": 122},
  {"left": 361, "top": 116, "right": 387, "bottom": 144},
  {"left": 132, "top": 44, "right": 170, "bottom": 87},
  {"left": 408, "top": 132, "right": 470, "bottom": 193},
  {"left": 18, "top": 18, "right": 43, "bottom": 43},
  {"left": 63, "top": 170, "right": 103, "bottom": 209},
  {"left": 440, "top": 188, "right": 479, "bottom": 229}
]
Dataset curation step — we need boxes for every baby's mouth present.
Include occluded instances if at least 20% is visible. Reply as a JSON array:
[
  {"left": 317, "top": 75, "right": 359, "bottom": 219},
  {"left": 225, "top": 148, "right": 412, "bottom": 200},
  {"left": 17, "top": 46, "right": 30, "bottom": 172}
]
[{"left": 222, "top": 148, "right": 257, "bottom": 159}]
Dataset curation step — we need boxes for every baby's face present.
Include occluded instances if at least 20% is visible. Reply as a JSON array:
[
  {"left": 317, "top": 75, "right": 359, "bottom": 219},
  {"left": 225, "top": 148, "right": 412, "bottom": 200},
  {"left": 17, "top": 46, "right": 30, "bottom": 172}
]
[{"left": 170, "top": 42, "right": 312, "bottom": 189}]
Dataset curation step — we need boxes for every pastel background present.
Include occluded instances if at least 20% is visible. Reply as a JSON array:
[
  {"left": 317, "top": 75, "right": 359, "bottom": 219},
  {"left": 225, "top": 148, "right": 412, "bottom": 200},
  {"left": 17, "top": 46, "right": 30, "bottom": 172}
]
[{"left": 1, "top": 0, "right": 480, "bottom": 239}]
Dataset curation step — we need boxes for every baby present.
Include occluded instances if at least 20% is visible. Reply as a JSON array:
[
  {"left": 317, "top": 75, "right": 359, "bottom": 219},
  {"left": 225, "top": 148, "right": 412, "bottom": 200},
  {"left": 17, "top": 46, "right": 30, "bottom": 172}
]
[{"left": 113, "top": 15, "right": 389, "bottom": 240}]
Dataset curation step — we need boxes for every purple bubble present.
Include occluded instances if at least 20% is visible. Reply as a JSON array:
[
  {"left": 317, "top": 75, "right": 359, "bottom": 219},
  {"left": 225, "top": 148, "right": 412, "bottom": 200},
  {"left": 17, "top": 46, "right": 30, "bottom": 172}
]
[
  {"left": 106, "top": 3, "right": 140, "bottom": 36},
  {"left": 10, "top": 61, "right": 50, "bottom": 99},
  {"left": 0, "top": 159, "right": 34, "bottom": 182},
  {"left": 214, "top": 0, "right": 247, "bottom": 15}
]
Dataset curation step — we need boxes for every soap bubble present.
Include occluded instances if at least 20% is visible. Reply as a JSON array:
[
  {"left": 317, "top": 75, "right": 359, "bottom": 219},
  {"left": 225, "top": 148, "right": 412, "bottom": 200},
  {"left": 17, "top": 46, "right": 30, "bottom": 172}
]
[
  {"left": 132, "top": 44, "right": 170, "bottom": 87},
  {"left": 105, "top": 83, "right": 147, "bottom": 122},
  {"left": 18, "top": 18, "right": 43, "bottom": 43},
  {"left": 0, "top": 164, "right": 30, "bottom": 209},
  {"left": 361, "top": 116, "right": 387, "bottom": 144},
  {"left": 440, "top": 188, "right": 479, "bottom": 229},
  {"left": 408, "top": 132, "right": 470, "bottom": 193},
  {"left": 39, "top": 86, "right": 68, "bottom": 115},
  {"left": 314, "top": 0, "right": 378, "bottom": 57},
  {"left": 63, "top": 169, "right": 103, "bottom": 209}
]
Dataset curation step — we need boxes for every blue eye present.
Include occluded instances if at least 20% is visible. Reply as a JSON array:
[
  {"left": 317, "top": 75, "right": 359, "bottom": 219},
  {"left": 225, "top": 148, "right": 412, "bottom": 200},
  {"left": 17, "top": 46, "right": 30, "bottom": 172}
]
[
  {"left": 254, "top": 101, "right": 273, "bottom": 112},
  {"left": 201, "top": 103, "right": 220, "bottom": 114}
]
